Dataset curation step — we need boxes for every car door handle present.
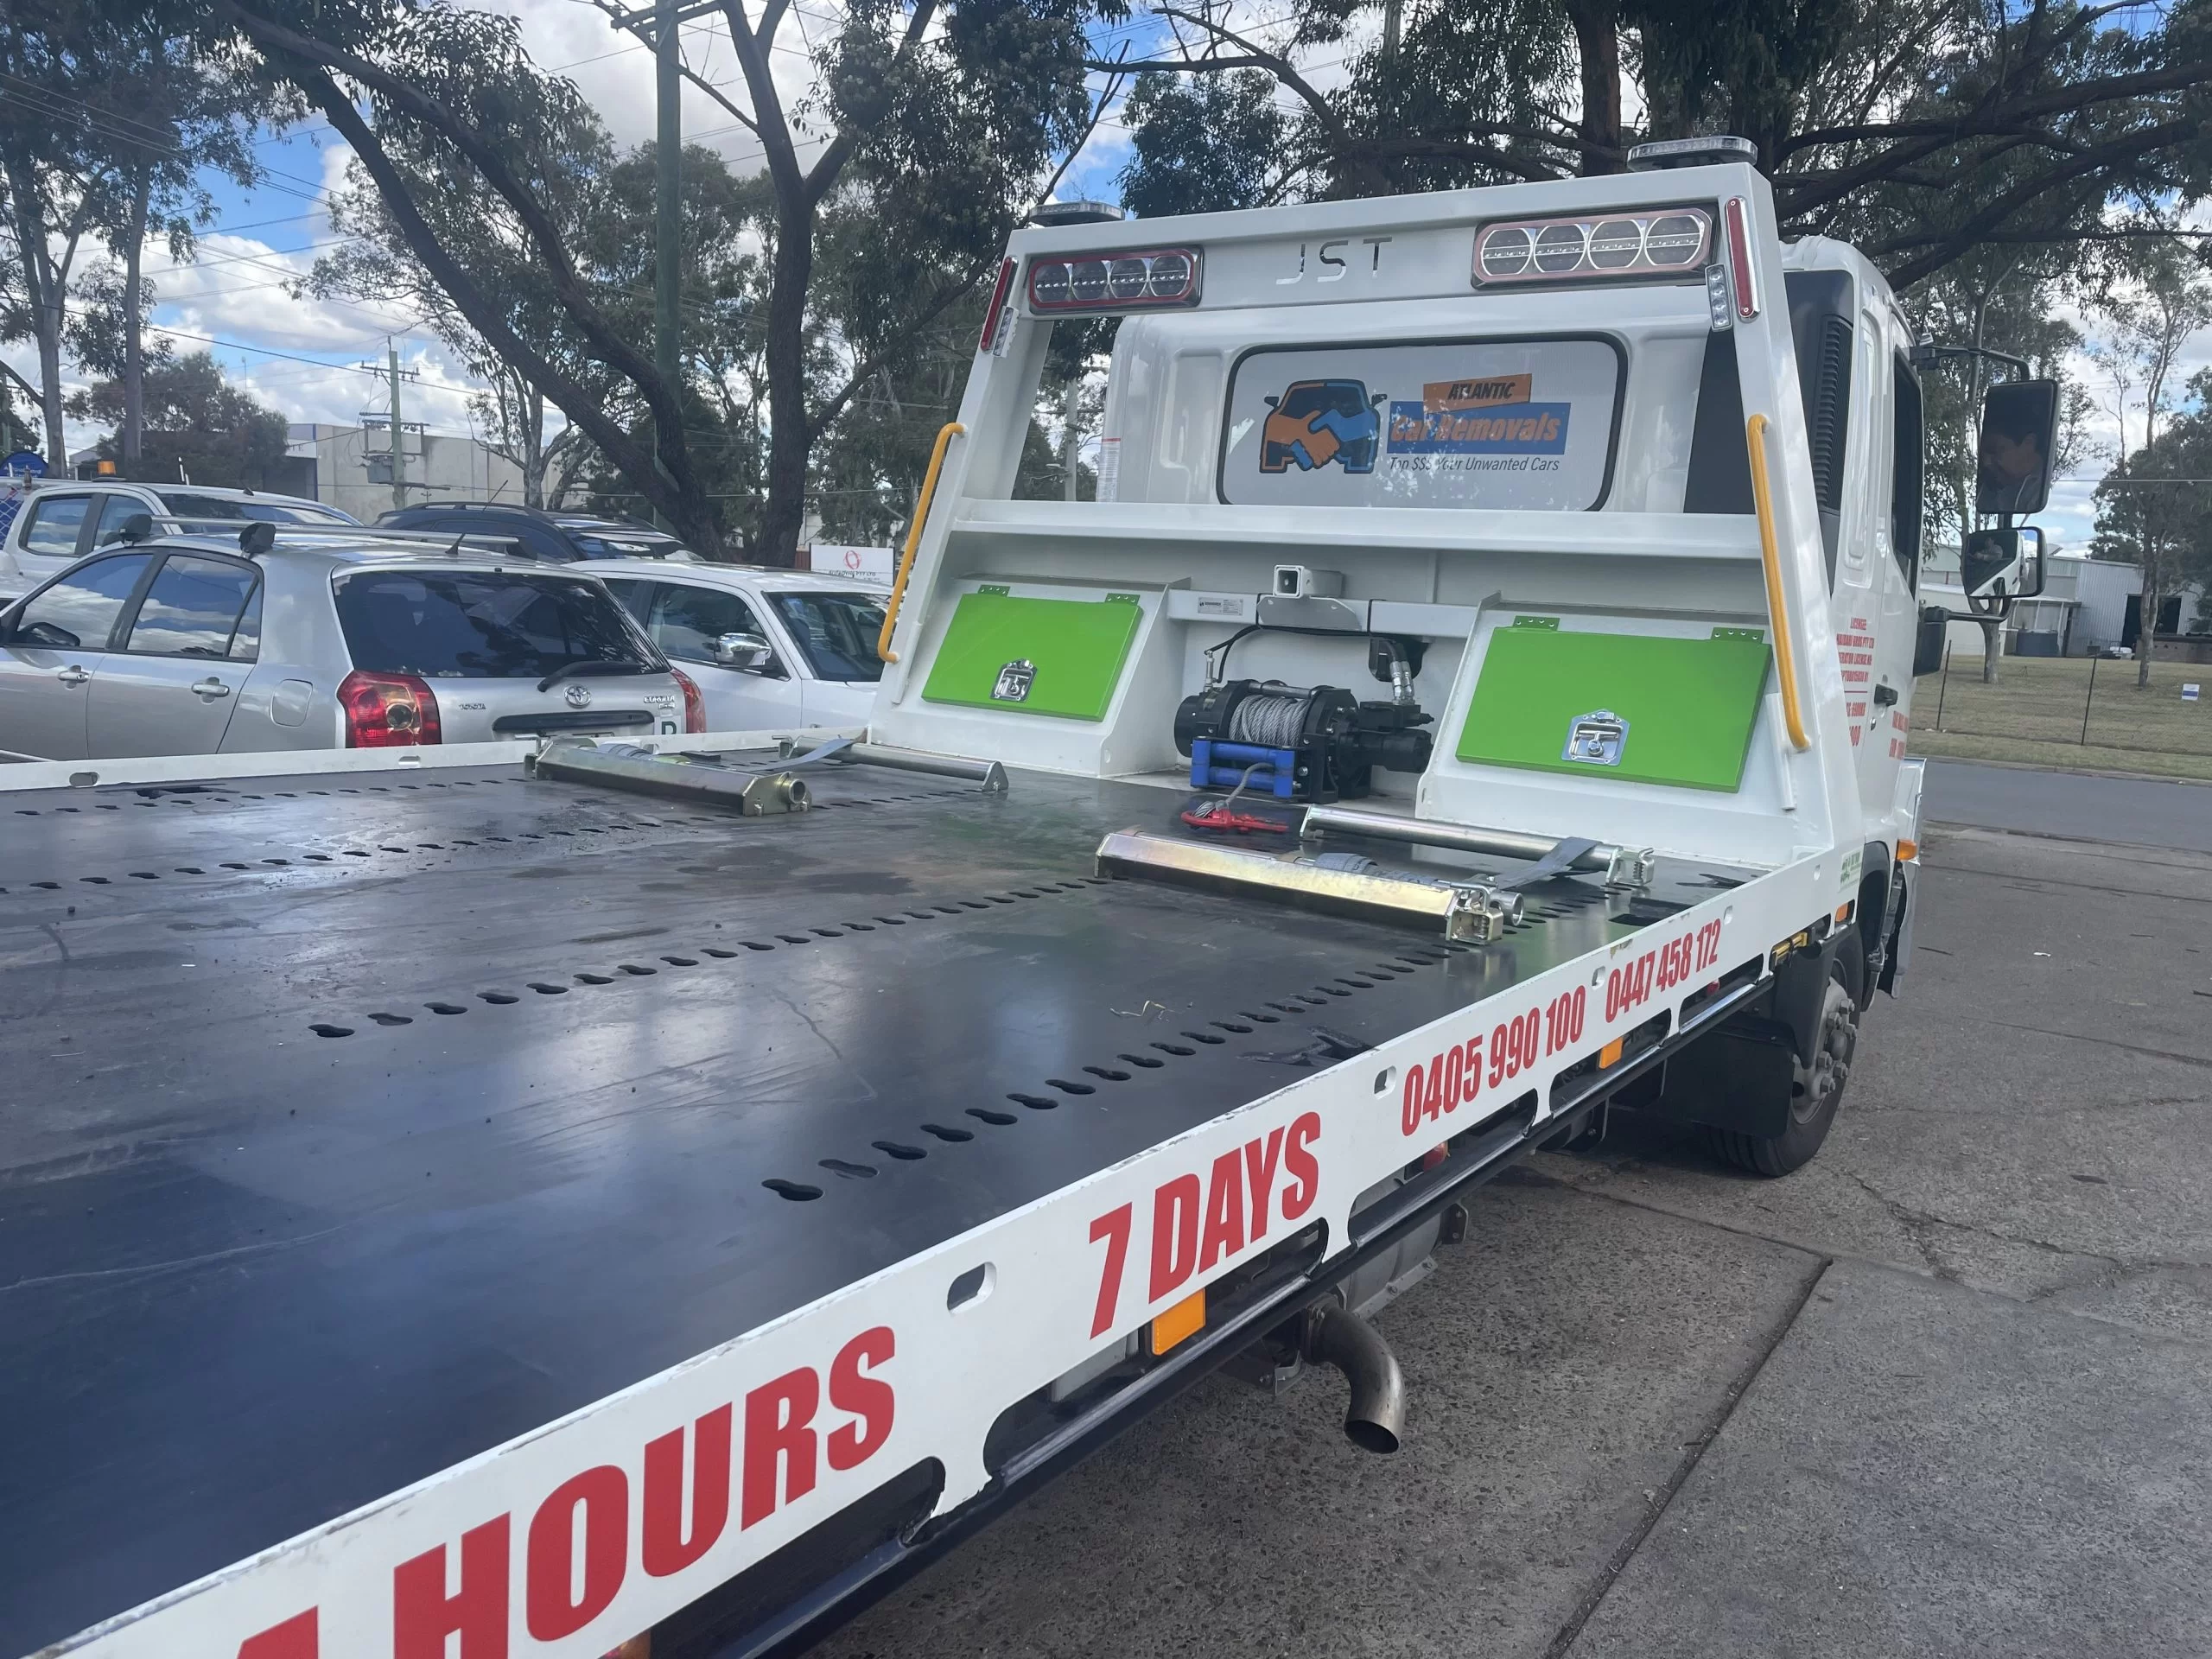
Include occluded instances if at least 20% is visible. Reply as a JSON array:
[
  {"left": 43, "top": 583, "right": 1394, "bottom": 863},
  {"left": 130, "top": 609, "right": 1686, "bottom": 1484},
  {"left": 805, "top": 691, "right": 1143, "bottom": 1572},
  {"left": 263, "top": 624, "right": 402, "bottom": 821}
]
[
  {"left": 190, "top": 677, "right": 233, "bottom": 700},
  {"left": 54, "top": 665, "right": 90, "bottom": 688}
]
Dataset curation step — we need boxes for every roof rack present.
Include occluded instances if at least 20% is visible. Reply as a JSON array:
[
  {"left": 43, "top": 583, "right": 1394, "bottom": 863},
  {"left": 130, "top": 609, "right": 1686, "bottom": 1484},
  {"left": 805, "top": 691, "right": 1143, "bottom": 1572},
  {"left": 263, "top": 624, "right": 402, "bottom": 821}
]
[{"left": 121, "top": 516, "right": 533, "bottom": 556}]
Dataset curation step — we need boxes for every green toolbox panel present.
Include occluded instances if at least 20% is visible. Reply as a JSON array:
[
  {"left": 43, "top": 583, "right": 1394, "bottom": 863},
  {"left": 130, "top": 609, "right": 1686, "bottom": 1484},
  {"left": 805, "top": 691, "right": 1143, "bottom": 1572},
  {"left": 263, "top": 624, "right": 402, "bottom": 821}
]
[
  {"left": 1456, "top": 623, "right": 1771, "bottom": 791},
  {"left": 920, "top": 591, "right": 1142, "bottom": 721}
]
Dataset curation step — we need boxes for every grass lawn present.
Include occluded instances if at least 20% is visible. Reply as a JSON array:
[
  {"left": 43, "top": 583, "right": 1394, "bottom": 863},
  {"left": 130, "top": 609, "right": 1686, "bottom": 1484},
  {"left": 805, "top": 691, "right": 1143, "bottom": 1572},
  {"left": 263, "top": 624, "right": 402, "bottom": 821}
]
[{"left": 1910, "top": 655, "right": 2212, "bottom": 781}]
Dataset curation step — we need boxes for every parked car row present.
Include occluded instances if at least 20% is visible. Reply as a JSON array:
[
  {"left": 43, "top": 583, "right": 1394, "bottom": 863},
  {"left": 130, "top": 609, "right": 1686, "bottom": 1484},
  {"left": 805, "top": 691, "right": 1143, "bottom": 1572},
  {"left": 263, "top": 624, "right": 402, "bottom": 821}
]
[
  {"left": 0, "top": 483, "right": 706, "bottom": 605},
  {"left": 0, "top": 486, "right": 890, "bottom": 762}
]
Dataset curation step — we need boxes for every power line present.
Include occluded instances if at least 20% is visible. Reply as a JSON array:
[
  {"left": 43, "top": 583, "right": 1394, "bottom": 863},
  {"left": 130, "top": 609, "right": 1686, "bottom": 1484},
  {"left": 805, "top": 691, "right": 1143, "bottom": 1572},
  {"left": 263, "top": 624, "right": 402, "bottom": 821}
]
[
  {"left": 142, "top": 325, "right": 480, "bottom": 402},
  {"left": 0, "top": 79, "right": 333, "bottom": 203}
]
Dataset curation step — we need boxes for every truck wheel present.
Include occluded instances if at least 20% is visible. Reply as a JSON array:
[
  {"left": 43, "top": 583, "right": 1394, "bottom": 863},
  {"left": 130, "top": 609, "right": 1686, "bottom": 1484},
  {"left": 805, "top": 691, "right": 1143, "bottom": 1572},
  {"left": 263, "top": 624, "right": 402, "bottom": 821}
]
[{"left": 1707, "top": 931, "right": 1863, "bottom": 1177}]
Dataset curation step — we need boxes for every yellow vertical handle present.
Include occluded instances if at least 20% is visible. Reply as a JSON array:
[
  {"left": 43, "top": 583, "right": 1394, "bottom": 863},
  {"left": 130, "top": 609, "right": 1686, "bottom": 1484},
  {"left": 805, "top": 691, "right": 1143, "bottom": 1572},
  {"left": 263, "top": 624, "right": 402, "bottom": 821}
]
[
  {"left": 878, "top": 422, "right": 965, "bottom": 664},
  {"left": 1745, "top": 412, "right": 1811, "bottom": 752}
]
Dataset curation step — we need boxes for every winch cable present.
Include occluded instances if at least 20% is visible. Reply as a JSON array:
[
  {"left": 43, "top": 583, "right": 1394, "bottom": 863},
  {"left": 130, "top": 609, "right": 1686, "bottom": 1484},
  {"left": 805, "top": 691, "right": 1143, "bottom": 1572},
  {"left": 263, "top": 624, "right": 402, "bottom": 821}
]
[{"left": 1224, "top": 686, "right": 1316, "bottom": 750}]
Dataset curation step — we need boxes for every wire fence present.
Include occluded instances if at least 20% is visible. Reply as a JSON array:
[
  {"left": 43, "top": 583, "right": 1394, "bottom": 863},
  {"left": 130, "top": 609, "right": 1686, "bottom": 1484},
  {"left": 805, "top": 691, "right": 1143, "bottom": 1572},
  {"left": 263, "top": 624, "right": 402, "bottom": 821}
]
[{"left": 1916, "top": 649, "right": 2212, "bottom": 761}]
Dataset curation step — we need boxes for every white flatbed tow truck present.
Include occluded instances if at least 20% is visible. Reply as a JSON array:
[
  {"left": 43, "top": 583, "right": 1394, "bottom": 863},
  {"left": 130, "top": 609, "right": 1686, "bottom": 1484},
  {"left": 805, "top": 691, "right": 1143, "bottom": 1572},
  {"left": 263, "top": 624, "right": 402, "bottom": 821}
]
[{"left": 1, "top": 138, "right": 2057, "bottom": 1659}]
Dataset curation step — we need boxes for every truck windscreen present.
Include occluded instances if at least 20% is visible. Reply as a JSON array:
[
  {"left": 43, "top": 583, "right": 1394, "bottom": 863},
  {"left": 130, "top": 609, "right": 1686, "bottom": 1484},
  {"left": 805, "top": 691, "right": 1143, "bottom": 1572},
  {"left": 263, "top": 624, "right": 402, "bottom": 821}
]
[
  {"left": 1218, "top": 336, "right": 1622, "bottom": 510},
  {"left": 334, "top": 570, "right": 658, "bottom": 679}
]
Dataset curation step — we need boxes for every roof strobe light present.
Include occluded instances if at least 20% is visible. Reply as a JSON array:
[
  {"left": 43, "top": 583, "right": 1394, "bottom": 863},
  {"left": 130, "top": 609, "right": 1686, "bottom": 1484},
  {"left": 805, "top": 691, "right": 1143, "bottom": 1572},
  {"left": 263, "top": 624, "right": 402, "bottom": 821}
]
[
  {"left": 1028, "top": 247, "right": 1201, "bottom": 313},
  {"left": 1473, "top": 207, "right": 1712, "bottom": 287}
]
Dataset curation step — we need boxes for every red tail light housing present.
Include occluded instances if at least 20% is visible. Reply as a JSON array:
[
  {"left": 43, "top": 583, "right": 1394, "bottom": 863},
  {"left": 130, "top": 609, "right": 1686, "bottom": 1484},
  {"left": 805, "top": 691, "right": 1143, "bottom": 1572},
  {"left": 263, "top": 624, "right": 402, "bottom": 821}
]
[
  {"left": 1723, "top": 196, "right": 1758, "bottom": 319},
  {"left": 338, "top": 670, "right": 442, "bottom": 747},
  {"left": 672, "top": 667, "right": 706, "bottom": 734},
  {"left": 977, "top": 257, "right": 1017, "bottom": 353}
]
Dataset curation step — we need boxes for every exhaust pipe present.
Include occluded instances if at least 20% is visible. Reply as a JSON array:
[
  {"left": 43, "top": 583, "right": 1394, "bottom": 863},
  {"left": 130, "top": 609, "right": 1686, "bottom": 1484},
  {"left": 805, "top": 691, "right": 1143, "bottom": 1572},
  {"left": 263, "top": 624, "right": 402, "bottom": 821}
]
[{"left": 1305, "top": 1299, "right": 1405, "bottom": 1454}]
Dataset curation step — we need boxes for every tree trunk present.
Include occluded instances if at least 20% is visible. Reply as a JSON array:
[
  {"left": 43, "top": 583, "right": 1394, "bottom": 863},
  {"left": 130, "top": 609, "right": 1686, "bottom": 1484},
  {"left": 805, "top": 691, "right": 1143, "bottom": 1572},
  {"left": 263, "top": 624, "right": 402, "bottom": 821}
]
[
  {"left": 521, "top": 382, "right": 546, "bottom": 509},
  {"left": 1979, "top": 619, "right": 2001, "bottom": 681},
  {"left": 2138, "top": 585, "right": 2158, "bottom": 687},
  {"left": 122, "top": 168, "right": 151, "bottom": 470},
  {"left": 4, "top": 162, "right": 67, "bottom": 468},
  {"left": 757, "top": 216, "right": 815, "bottom": 566},
  {"left": 1566, "top": 0, "right": 1622, "bottom": 173}
]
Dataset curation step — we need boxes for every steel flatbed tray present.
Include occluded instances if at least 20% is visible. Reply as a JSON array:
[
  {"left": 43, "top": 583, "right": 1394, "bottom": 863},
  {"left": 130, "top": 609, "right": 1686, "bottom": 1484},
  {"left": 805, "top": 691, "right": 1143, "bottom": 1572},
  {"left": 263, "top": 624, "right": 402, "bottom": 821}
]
[{"left": 0, "top": 747, "right": 1795, "bottom": 1657}]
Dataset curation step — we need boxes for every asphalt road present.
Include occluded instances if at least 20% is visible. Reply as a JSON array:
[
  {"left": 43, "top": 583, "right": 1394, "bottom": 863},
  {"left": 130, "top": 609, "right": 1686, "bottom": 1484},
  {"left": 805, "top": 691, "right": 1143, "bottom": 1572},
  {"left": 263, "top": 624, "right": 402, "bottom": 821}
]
[
  {"left": 1924, "top": 757, "right": 2212, "bottom": 852},
  {"left": 817, "top": 812, "right": 2212, "bottom": 1657}
]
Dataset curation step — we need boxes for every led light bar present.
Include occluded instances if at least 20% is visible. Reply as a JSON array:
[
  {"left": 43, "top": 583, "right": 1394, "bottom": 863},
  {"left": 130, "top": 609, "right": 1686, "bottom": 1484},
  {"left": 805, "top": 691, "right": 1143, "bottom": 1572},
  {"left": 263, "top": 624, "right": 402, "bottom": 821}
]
[
  {"left": 1472, "top": 207, "right": 1713, "bottom": 287},
  {"left": 1027, "top": 246, "right": 1201, "bottom": 313}
]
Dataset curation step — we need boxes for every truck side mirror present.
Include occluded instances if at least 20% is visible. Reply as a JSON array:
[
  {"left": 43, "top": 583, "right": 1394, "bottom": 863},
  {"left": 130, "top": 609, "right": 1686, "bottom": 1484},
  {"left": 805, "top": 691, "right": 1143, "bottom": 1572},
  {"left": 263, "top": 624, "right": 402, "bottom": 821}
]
[
  {"left": 1960, "top": 525, "right": 2044, "bottom": 608},
  {"left": 1964, "top": 528, "right": 2044, "bottom": 628},
  {"left": 1975, "top": 379, "right": 2060, "bottom": 516}
]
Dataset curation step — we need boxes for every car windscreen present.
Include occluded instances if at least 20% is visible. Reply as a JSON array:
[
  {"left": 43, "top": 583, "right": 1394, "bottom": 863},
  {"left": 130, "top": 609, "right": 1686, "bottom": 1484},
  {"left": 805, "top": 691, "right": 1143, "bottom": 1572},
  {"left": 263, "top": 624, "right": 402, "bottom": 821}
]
[
  {"left": 770, "top": 590, "right": 887, "bottom": 682},
  {"left": 161, "top": 492, "right": 357, "bottom": 525},
  {"left": 334, "top": 569, "right": 661, "bottom": 679}
]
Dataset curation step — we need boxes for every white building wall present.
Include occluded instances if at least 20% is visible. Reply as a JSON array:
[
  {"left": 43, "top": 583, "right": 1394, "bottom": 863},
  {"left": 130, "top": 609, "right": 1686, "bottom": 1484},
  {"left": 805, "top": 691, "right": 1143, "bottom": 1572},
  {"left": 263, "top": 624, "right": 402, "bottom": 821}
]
[
  {"left": 285, "top": 424, "right": 527, "bottom": 523},
  {"left": 1920, "top": 545, "right": 2142, "bottom": 658}
]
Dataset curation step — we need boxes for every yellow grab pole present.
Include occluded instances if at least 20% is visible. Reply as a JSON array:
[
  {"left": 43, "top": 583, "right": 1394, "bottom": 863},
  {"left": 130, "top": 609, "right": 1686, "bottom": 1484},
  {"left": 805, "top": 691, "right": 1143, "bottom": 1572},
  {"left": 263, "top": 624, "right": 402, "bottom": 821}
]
[
  {"left": 1745, "top": 412, "right": 1810, "bottom": 752},
  {"left": 878, "top": 422, "right": 965, "bottom": 664}
]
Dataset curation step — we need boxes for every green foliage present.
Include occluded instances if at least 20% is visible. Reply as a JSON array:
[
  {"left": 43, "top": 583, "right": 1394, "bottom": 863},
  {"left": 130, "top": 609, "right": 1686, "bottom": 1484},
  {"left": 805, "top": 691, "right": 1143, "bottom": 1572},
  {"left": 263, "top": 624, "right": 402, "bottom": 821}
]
[
  {"left": 1118, "top": 71, "right": 1287, "bottom": 214},
  {"left": 66, "top": 350, "right": 291, "bottom": 487},
  {"left": 2092, "top": 374, "right": 2212, "bottom": 613},
  {"left": 1111, "top": 0, "right": 2212, "bottom": 289}
]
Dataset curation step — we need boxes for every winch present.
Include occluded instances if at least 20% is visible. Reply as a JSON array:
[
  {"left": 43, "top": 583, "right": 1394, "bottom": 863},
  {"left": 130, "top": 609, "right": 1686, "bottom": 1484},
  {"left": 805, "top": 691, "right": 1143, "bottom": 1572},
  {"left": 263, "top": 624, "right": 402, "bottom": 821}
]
[{"left": 1173, "top": 678, "right": 1433, "bottom": 803}]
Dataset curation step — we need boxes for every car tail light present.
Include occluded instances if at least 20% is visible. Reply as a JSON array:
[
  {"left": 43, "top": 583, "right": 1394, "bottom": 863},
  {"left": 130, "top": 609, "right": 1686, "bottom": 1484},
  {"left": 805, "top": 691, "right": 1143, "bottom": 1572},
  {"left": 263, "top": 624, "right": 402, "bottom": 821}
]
[
  {"left": 672, "top": 667, "right": 705, "bottom": 734},
  {"left": 1027, "top": 246, "right": 1200, "bottom": 314},
  {"left": 1472, "top": 207, "right": 1712, "bottom": 287},
  {"left": 1722, "top": 196, "right": 1758, "bottom": 319},
  {"left": 977, "top": 257, "right": 1017, "bottom": 353},
  {"left": 338, "top": 669, "right": 442, "bottom": 747}
]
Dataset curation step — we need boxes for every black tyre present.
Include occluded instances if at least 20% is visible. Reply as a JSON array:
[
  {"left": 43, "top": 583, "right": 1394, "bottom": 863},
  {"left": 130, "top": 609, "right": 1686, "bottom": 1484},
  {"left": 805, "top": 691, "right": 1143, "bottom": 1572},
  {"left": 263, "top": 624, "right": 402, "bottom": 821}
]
[{"left": 1707, "top": 930, "right": 1864, "bottom": 1177}]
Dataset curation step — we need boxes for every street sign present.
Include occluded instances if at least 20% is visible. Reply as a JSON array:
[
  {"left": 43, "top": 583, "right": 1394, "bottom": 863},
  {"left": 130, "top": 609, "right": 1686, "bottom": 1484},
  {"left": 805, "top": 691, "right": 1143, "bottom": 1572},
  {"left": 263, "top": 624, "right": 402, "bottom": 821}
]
[{"left": 812, "top": 543, "right": 895, "bottom": 582}]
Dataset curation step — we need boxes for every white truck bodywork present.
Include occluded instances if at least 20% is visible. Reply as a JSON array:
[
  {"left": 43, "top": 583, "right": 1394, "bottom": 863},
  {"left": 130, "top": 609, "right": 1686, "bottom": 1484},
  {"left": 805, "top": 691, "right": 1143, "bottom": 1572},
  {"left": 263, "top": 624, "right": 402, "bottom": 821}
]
[{"left": 18, "top": 161, "right": 1942, "bottom": 1659}]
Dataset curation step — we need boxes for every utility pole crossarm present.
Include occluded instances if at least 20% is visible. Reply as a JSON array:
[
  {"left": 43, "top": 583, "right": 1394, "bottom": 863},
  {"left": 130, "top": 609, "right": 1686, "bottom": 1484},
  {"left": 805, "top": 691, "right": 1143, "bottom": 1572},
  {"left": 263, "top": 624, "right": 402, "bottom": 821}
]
[{"left": 602, "top": 0, "right": 721, "bottom": 29}]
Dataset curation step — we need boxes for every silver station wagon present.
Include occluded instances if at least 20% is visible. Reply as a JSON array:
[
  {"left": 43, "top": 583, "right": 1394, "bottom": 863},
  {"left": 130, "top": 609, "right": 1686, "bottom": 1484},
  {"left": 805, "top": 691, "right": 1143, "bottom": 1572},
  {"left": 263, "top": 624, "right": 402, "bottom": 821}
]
[{"left": 0, "top": 524, "right": 703, "bottom": 761}]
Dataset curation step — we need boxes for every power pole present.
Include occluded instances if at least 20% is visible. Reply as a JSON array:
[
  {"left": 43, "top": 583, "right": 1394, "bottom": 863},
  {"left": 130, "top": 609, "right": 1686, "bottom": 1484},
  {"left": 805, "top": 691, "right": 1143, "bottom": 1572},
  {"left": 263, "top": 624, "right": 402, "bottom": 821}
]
[
  {"left": 653, "top": 0, "right": 682, "bottom": 530},
  {"left": 1382, "top": 0, "right": 1402, "bottom": 116},
  {"left": 388, "top": 340, "right": 406, "bottom": 512}
]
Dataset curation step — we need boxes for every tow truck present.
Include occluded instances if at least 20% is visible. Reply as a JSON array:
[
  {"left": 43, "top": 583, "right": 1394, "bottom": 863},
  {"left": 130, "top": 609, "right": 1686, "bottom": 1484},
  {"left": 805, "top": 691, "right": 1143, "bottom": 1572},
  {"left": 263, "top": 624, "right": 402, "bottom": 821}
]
[{"left": 2, "top": 138, "right": 2056, "bottom": 1659}]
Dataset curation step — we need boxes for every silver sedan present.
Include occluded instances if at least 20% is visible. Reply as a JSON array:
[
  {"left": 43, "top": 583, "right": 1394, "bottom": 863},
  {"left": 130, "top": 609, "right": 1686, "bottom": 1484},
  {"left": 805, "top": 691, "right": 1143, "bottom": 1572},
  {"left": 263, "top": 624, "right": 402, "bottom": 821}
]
[{"left": 0, "top": 528, "right": 704, "bottom": 760}]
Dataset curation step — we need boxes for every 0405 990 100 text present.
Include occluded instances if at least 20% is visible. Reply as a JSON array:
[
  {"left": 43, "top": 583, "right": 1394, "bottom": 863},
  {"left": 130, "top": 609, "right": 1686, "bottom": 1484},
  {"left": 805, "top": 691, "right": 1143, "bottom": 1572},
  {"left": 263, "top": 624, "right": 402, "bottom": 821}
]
[{"left": 1397, "top": 984, "right": 1589, "bottom": 1139}]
